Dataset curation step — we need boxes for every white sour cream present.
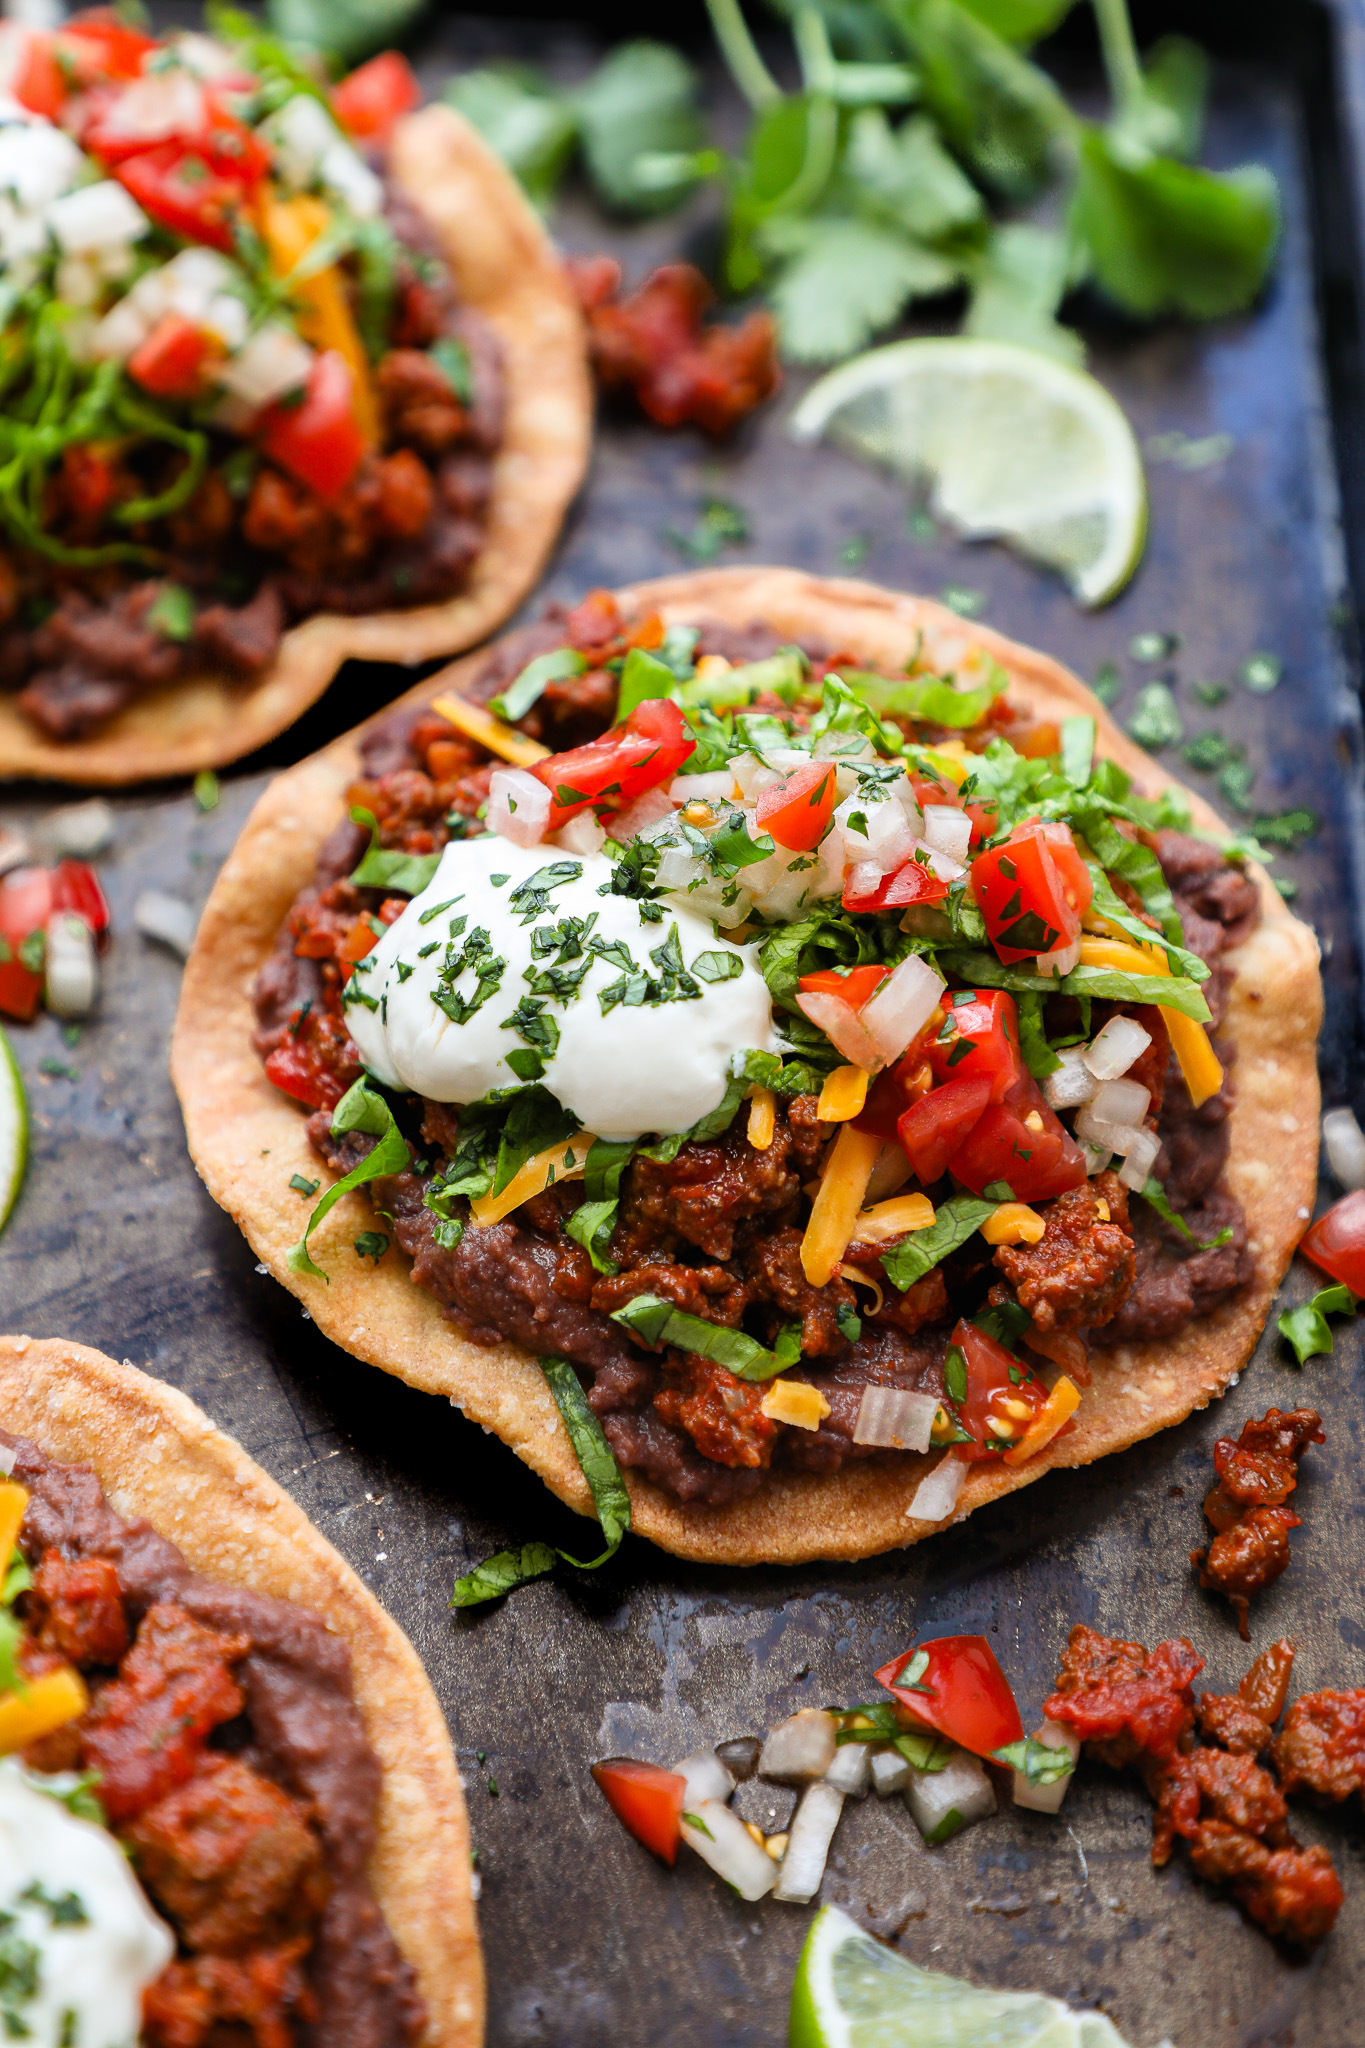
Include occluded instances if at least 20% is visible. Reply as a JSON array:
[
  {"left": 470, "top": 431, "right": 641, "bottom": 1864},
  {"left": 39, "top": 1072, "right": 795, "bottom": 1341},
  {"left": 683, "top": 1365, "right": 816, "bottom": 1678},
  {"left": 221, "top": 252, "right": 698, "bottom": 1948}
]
[
  {"left": 346, "top": 837, "right": 779, "bottom": 1140},
  {"left": 0, "top": 1762, "right": 175, "bottom": 2048}
]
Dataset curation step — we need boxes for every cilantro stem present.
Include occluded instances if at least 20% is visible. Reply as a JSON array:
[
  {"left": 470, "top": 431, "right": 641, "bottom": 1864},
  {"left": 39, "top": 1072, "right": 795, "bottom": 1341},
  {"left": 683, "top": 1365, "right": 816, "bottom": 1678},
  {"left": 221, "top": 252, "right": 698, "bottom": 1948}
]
[
  {"left": 705, "top": 0, "right": 783, "bottom": 110},
  {"left": 1091, "top": 0, "right": 1145, "bottom": 122},
  {"left": 792, "top": 6, "right": 837, "bottom": 96}
]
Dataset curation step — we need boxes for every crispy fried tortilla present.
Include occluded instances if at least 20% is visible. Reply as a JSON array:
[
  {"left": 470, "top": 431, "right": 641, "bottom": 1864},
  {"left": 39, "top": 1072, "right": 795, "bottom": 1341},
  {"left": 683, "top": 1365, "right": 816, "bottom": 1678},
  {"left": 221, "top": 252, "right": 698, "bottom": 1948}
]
[
  {"left": 1, "top": 106, "right": 591, "bottom": 787},
  {"left": 0, "top": 1333, "right": 483, "bottom": 2047},
  {"left": 171, "top": 567, "right": 1323, "bottom": 1567}
]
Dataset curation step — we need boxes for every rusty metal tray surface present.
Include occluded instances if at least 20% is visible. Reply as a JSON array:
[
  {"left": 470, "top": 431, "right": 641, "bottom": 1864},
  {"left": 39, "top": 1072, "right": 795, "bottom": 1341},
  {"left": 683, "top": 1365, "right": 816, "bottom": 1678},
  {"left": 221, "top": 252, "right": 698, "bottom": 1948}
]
[{"left": 5, "top": 3, "right": 1365, "bottom": 2042}]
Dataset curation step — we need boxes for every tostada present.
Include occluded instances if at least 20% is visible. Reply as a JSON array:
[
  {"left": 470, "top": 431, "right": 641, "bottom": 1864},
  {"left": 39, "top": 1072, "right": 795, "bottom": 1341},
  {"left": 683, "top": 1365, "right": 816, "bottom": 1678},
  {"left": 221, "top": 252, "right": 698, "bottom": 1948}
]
[
  {"left": 0, "top": 11, "right": 589, "bottom": 783},
  {"left": 0, "top": 1334, "right": 483, "bottom": 2048},
  {"left": 172, "top": 567, "right": 1321, "bottom": 1567}
]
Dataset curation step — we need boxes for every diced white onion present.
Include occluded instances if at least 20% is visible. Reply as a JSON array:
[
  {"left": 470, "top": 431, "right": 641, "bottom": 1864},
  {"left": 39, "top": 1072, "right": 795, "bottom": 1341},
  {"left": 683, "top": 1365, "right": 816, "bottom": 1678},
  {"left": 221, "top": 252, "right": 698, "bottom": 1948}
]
[
  {"left": 1079, "top": 1139, "right": 1112, "bottom": 1177},
  {"left": 824, "top": 1742, "right": 871, "bottom": 1798},
  {"left": 751, "top": 834, "right": 844, "bottom": 921},
  {"left": 834, "top": 796, "right": 916, "bottom": 877},
  {"left": 1012, "top": 1719, "right": 1080, "bottom": 1817},
  {"left": 681, "top": 1800, "right": 778, "bottom": 1901},
  {"left": 135, "top": 890, "right": 197, "bottom": 958},
  {"left": 1033, "top": 937, "right": 1082, "bottom": 979},
  {"left": 172, "top": 32, "right": 250, "bottom": 81},
  {"left": 729, "top": 751, "right": 781, "bottom": 799},
  {"left": 487, "top": 767, "right": 550, "bottom": 848},
  {"left": 852, "top": 1384, "right": 939, "bottom": 1452},
  {"left": 554, "top": 810, "right": 607, "bottom": 858},
  {"left": 160, "top": 246, "right": 236, "bottom": 317},
  {"left": 43, "top": 912, "right": 97, "bottom": 1019},
  {"left": 47, "top": 179, "right": 149, "bottom": 253},
  {"left": 216, "top": 322, "right": 313, "bottom": 410},
  {"left": 1117, "top": 1126, "right": 1162, "bottom": 1191},
  {"left": 202, "top": 292, "right": 248, "bottom": 350},
  {"left": 1323, "top": 1107, "right": 1365, "bottom": 1193},
  {"left": 34, "top": 798, "right": 114, "bottom": 860},
  {"left": 0, "top": 196, "right": 46, "bottom": 266},
  {"left": 795, "top": 989, "right": 883, "bottom": 1071},
  {"left": 759, "top": 1709, "right": 837, "bottom": 1783},
  {"left": 1088, "top": 1075, "right": 1151, "bottom": 1134},
  {"left": 910, "top": 839, "right": 966, "bottom": 882},
  {"left": 54, "top": 253, "right": 100, "bottom": 307},
  {"left": 921, "top": 804, "right": 972, "bottom": 864},
  {"left": 1041, "top": 1046, "right": 1098, "bottom": 1112},
  {"left": 905, "top": 1745, "right": 996, "bottom": 1843},
  {"left": 320, "top": 138, "right": 384, "bottom": 217},
  {"left": 609, "top": 784, "right": 674, "bottom": 842},
  {"left": 772, "top": 1780, "right": 845, "bottom": 1903},
  {"left": 90, "top": 293, "right": 150, "bottom": 362},
  {"left": 0, "top": 120, "right": 81, "bottom": 207},
  {"left": 1083, "top": 1015, "right": 1152, "bottom": 1082},
  {"left": 907, "top": 1453, "right": 964, "bottom": 1523},
  {"left": 860, "top": 952, "right": 946, "bottom": 1066},
  {"left": 868, "top": 1747, "right": 910, "bottom": 1796},
  {"left": 844, "top": 859, "right": 883, "bottom": 903},
  {"left": 672, "top": 1751, "right": 735, "bottom": 1808},
  {"left": 264, "top": 92, "right": 341, "bottom": 187},
  {"left": 91, "top": 71, "right": 205, "bottom": 150},
  {"left": 669, "top": 771, "right": 734, "bottom": 803},
  {"left": 1075, "top": 1104, "right": 1141, "bottom": 1156},
  {"left": 0, "top": 829, "right": 31, "bottom": 877}
]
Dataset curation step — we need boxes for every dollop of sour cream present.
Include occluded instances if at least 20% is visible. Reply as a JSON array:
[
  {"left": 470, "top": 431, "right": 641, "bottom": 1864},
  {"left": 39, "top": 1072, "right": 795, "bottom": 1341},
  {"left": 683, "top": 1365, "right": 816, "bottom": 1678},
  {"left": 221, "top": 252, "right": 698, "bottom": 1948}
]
[
  {"left": 0, "top": 1762, "right": 174, "bottom": 2048},
  {"left": 346, "top": 837, "right": 779, "bottom": 1141}
]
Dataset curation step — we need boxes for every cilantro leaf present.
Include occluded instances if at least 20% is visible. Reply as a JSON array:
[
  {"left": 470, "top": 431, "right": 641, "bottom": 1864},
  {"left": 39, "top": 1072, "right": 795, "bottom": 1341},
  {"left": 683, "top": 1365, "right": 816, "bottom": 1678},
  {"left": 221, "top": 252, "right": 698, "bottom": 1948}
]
[
  {"left": 994, "top": 1735, "right": 1075, "bottom": 1784},
  {"left": 759, "top": 211, "right": 958, "bottom": 362},
  {"left": 348, "top": 806, "right": 442, "bottom": 897},
  {"left": 609, "top": 1291, "right": 794, "bottom": 1382},
  {"left": 489, "top": 646, "right": 585, "bottom": 724},
  {"left": 1138, "top": 1177, "right": 1234, "bottom": 1249},
  {"left": 444, "top": 68, "right": 579, "bottom": 208},
  {"left": 963, "top": 221, "right": 1084, "bottom": 364},
  {"left": 571, "top": 40, "right": 704, "bottom": 214},
  {"left": 1278, "top": 1283, "right": 1357, "bottom": 1366},
  {"left": 615, "top": 645, "right": 677, "bottom": 720},
  {"left": 885, "top": 0, "right": 1074, "bottom": 199}
]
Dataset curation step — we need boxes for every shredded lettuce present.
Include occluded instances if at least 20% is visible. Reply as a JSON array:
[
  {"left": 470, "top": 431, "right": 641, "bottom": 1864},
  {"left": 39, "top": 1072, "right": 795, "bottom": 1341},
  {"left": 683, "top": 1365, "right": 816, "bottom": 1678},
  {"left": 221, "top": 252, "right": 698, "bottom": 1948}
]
[
  {"left": 880, "top": 1194, "right": 1000, "bottom": 1291},
  {"left": 348, "top": 806, "right": 443, "bottom": 897},
  {"left": 609, "top": 1291, "right": 801, "bottom": 1381},
  {"left": 490, "top": 646, "right": 586, "bottom": 724},
  {"left": 1278, "top": 1283, "right": 1356, "bottom": 1364},
  {"left": 288, "top": 1079, "right": 411, "bottom": 1281}
]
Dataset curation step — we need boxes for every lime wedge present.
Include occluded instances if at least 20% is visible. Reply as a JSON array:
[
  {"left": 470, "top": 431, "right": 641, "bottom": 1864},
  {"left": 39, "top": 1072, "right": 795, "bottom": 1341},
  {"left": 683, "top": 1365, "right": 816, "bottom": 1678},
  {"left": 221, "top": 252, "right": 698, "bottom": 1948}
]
[
  {"left": 790, "top": 337, "right": 1147, "bottom": 607},
  {"left": 0, "top": 1024, "right": 27, "bottom": 1235},
  {"left": 790, "top": 1906, "right": 1135, "bottom": 2048}
]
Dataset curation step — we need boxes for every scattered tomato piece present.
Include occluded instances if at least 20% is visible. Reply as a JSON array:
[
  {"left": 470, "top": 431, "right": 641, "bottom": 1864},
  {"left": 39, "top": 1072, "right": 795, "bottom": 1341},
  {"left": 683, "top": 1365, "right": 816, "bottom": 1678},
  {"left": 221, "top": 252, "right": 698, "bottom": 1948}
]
[
  {"left": 755, "top": 762, "right": 837, "bottom": 852},
  {"left": 258, "top": 350, "right": 366, "bottom": 501},
  {"left": 128, "top": 314, "right": 217, "bottom": 401},
  {"left": 1300, "top": 1191, "right": 1365, "bottom": 1297},
  {"left": 333, "top": 51, "right": 421, "bottom": 139},
  {"left": 590, "top": 1757, "right": 687, "bottom": 1864},
  {"left": 533, "top": 697, "right": 695, "bottom": 831},
  {"left": 875, "top": 1634, "right": 1024, "bottom": 1759}
]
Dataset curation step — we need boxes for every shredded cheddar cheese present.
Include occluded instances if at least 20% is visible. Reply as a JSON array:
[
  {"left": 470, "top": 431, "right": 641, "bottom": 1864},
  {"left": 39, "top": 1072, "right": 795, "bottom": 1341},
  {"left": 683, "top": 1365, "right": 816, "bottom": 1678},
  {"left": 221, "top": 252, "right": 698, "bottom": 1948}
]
[
  {"left": 0, "top": 1667, "right": 88, "bottom": 1755},
  {"left": 1077, "top": 935, "right": 1224, "bottom": 1108},
  {"left": 1002, "top": 1375, "right": 1081, "bottom": 1466},
  {"left": 817, "top": 1065, "right": 871, "bottom": 1122},
  {"left": 256, "top": 188, "right": 379, "bottom": 442},
  {"left": 429, "top": 693, "right": 551, "bottom": 767},
  {"left": 980, "top": 1203, "right": 1046, "bottom": 1247},
  {"left": 0, "top": 1482, "right": 26, "bottom": 1565},
  {"left": 693, "top": 654, "right": 732, "bottom": 682},
  {"left": 800, "top": 1124, "right": 882, "bottom": 1286},
  {"left": 760, "top": 1379, "right": 831, "bottom": 1430},
  {"left": 849, "top": 1192, "right": 936, "bottom": 1244},
  {"left": 747, "top": 1087, "right": 776, "bottom": 1151},
  {"left": 470, "top": 1131, "right": 593, "bottom": 1226}
]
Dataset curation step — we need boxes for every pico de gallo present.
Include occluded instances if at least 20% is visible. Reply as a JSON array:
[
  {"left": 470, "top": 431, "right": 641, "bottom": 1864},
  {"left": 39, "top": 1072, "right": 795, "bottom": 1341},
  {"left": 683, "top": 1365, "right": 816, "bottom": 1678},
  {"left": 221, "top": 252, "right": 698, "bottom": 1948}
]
[
  {"left": 253, "top": 589, "right": 1261, "bottom": 1515},
  {"left": 0, "top": 10, "right": 503, "bottom": 740},
  {"left": 0, "top": 854, "right": 108, "bottom": 1020}
]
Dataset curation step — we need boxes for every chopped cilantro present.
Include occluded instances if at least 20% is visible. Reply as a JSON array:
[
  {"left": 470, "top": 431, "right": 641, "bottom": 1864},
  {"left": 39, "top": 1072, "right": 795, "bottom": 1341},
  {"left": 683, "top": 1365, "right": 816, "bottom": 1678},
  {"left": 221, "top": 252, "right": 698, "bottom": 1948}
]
[
  {"left": 1278, "top": 1283, "right": 1356, "bottom": 1363},
  {"left": 1127, "top": 681, "right": 1182, "bottom": 749},
  {"left": 148, "top": 582, "right": 195, "bottom": 641},
  {"left": 1128, "top": 630, "right": 1180, "bottom": 662},
  {"left": 354, "top": 1231, "right": 389, "bottom": 1264},
  {"left": 1239, "top": 651, "right": 1282, "bottom": 693},
  {"left": 289, "top": 1173, "right": 320, "bottom": 1197}
]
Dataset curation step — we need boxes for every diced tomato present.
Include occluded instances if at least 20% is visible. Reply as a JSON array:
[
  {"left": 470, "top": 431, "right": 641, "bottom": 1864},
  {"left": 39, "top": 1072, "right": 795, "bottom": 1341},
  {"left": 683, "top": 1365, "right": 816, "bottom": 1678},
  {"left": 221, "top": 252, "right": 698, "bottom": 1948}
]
[
  {"left": 946, "top": 1076, "right": 1087, "bottom": 1203},
  {"left": 332, "top": 50, "right": 421, "bottom": 139},
  {"left": 116, "top": 143, "right": 247, "bottom": 252},
  {"left": 896, "top": 1074, "right": 991, "bottom": 1186},
  {"left": 1011, "top": 819, "right": 1092, "bottom": 923},
  {"left": 853, "top": 1044, "right": 935, "bottom": 1142},
  {"left": 1013, "top": 722, "right": 1061, "bottom": 760},
  {"left": 971, "top": 824, "right": 1083, "bottom": 966},
  {"left": 842, "top": 856, "right": 948, "bottom": 915},
  {"left": 199, "top": 97, "right": 270, "bottom": 184},
  {"left": 875, "top": 1633, "right": 1023, "bottom": 1759},
  {"left": 964, "top": 796, "right": 998, "bottom": 848},
  {"left": 51, "top": 861, "right": 110, "bottom": 937},
  {"left": 128, "top": 314, "right": 216, "bottom": 400},
  {"left": 590, "top": 1757, "right": 687, "bottom": 1865},
  {"left": 907, "top": 770, "right": 958, "bottom": 809},
  {"left": 258, "top": 350, "right": 366, "bottom": 501},
  {"left": 944, "top": 1317, "right": 1050, "bottom": 1463},
  {"left": 56, "top": 11, "right": 157, "bottom": 86},
  {"left": 12, "top": 31, "right": 66, "bottom": 118},
  {"left": 927, "top": 990, "right": 1023, "bottom": 1105},
  {"left": 798, "top": 963, "right": 888, "bottom": 1011},
  {"left": 754, "top": 762, "right": 837, "bottom": 852},
  {"left": 1300, "top": 1191, "right": 1365, "bottom": 1296},
  {"left": 533, "top": 697, "right": 695, "bottom": 830},
  {"left": 61, "top": 444, "right": 117, "bottom": 524},
  {"left": 0, "top": 867, "right": 55, "bottom": 1021}
]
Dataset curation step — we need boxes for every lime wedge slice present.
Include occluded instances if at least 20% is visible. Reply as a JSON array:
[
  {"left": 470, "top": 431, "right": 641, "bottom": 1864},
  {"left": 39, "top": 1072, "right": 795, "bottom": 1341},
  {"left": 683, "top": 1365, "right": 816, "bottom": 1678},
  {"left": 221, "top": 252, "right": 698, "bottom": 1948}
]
[
  {"left": 790, "top": 1906, "right": 1135, "bottom": 2048},
  {"left": 0, "top": 1024, "right": 28, "bottom": 1235},
  {"left": 790, "top": 337, "right": 1147, "bottom": 607}
]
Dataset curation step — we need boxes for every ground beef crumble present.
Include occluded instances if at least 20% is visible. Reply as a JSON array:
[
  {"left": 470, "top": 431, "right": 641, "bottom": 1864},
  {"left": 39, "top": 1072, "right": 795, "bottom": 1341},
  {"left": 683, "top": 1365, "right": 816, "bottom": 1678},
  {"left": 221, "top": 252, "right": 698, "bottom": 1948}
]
[{"left": 251, "top": 609, "right": 1264, "bottom": 1507}]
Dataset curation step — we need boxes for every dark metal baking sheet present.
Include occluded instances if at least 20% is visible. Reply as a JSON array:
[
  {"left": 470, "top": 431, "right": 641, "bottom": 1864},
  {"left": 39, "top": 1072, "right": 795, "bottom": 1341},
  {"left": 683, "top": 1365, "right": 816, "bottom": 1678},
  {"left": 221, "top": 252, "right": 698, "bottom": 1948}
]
[{"left": 5, "top": 4, "right": 1365, "bottom": 2042}]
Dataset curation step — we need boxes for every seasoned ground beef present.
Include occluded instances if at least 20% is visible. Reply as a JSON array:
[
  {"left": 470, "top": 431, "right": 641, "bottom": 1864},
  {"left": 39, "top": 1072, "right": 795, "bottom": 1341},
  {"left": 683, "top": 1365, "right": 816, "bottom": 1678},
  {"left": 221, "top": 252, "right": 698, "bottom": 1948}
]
[
  {"left": 4, "top": 1429, "right": 424, "bottom": 2048},
  {"left": 252, "top": 615, "right": 1264, "bottom": 1505}
]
